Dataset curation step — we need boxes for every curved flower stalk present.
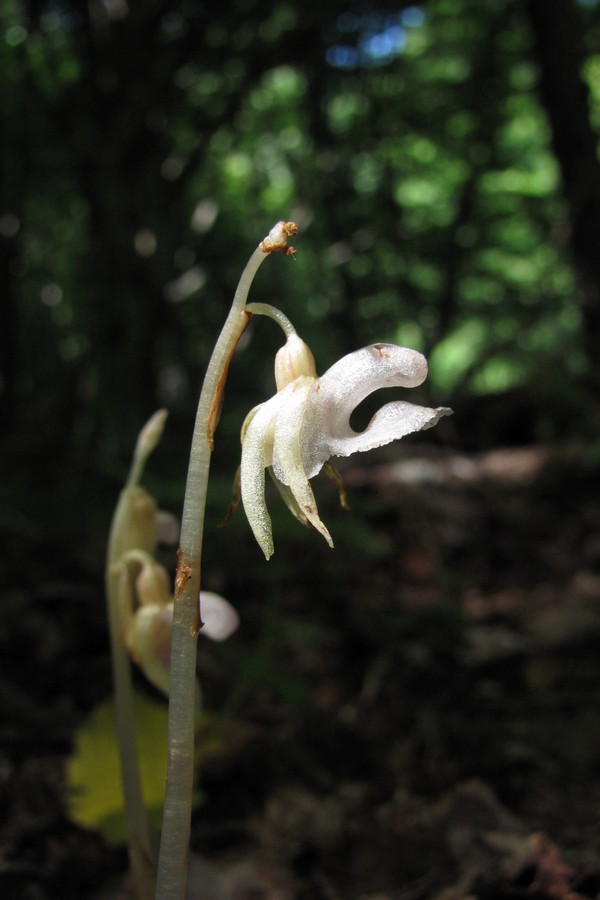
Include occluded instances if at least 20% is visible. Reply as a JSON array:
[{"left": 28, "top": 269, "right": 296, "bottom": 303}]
[
  {"left": 156, "top": 221, "right": 297, "bottom": 900},
  {"left": 241, "top": 338, "right": 452, "bottom": 559}
]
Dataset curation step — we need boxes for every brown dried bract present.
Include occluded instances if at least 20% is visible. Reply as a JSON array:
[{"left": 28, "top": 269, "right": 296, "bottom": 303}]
[
  {"left": 259, "top": 221, "right": 298, "bottom": 255},
  {"left": 207, "top": 311, "right": 252, "bottom": 450},
  {"left": 175, "top": 547, "right": 192, "bottom": 594}
]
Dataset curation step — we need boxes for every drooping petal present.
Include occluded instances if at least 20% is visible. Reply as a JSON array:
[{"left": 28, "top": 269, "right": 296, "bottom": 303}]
[
  {"left": 301, "top": 344, "right": 451, "bottom": 475},
  {"left": 323, "top": 400, "right": 452, "bottom": 460},
  {"left": 272, "top": 377, "right": 334, "bottom": 548},
  {"left": 200, "top": 592, "right": 240, "bottom": 641},
  {"left": 240, "top": 392, "right": 286, "bottom": 559}
]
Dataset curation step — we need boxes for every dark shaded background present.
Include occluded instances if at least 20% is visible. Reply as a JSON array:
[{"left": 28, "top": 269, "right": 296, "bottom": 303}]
[{"left": 2, "top": 1, "right": 600, "bottom": 897}]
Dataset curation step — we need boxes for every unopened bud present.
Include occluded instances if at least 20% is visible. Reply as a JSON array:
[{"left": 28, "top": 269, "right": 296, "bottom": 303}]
[
  {"left": 136, "top": 560, "right": 172, "bottom": 607},
  {"left": 275, "top": 334, "right": 317, "bottom": 391},
  {"left": 121, "top": 488, "right": 159, "bottom": 556},
  {"left": 134, "top": 409, "right": 168, "bottom": 468}
]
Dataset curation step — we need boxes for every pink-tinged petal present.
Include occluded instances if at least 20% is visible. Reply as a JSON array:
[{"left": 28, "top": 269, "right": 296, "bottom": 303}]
[{"left": 199, "top": 592, "right": 240, "bottom": 641}]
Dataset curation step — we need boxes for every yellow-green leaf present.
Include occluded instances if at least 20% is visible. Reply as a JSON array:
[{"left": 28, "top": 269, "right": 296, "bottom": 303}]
[{"left": 66, "top": 692, "right": 171, "bottom": 844}]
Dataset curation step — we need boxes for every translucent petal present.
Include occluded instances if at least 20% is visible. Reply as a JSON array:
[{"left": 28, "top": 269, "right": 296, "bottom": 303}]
[
  {"left": 238, "top": 341, "right": 452, "bottom": 558},
  {"left": 240, "top": 393, "right": 285, "bottom": 559},
  {"left": 272, "top": 377, "right": 333, "bottom": 548},
  {"left": 324, "top": 401, "right": 453, "bottom": 459},
  {"left": 319, "top": 343, "right": 428, "bottom": 424},
  {"left": 300, "top": 344, "right": 446, "bottom": 476},
  {"left": 199, "top": 592, "right": 240, "bottom": 641}
]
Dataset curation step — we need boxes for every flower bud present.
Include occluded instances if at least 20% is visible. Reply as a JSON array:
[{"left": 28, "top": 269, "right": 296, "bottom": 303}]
[
  {"left": 134, "top": 408, "right": 168, "bottom": 467},
  {"left": 119, "top": 487, "right": 159, "bottom": 557},
  {"left": 135, "top": 560, "right": 172, "bottom": 607},
  {"left": 274, "top": 334, "right": 317, "bottom": 391}
]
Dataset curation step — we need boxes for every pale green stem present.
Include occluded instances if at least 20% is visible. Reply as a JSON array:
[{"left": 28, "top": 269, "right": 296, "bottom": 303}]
[
  {"left": 155, "top": 244, "right": 274, "bottom": 900},
  {"left": 107, "top": 500, "right": 159, "bottom": 899},
  {"left": 106, "top": 408, "right": 167, "bottom": 899},
  {"left": 245, "top": 302, "right": 297, "bottom": 337}
]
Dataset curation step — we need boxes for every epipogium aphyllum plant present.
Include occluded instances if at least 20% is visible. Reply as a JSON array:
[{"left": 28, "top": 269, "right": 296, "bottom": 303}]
[{"left": 106, "top": 221, "right": 452, "bottom": 899}]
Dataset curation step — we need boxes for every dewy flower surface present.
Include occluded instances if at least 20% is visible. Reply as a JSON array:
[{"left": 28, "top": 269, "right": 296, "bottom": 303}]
[{"left": 241, "top": 339, "right": 452, "bottom": 559}]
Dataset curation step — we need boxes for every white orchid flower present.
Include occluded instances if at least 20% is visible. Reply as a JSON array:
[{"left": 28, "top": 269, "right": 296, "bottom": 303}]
[{"left": 241, "top": 337, "right": 451, "bottom": 559}]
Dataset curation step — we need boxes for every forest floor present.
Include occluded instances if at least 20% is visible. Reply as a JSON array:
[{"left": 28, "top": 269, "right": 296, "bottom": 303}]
[{"left": 1, "top": 442, "right": 600, "bottom": 899}]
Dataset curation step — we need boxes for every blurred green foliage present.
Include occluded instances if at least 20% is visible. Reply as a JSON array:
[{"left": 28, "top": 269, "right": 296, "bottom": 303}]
[{"left": 1, "top": 0, "right": 600, "bottom": 471}]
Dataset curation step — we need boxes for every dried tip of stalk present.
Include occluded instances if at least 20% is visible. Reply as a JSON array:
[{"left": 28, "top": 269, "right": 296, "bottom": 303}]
[
  {"left": 134, "top": 409, "right": 168, "bottom": 467},
  {"left": 259, "top": 220, "right": 298, "bottom": 256}
]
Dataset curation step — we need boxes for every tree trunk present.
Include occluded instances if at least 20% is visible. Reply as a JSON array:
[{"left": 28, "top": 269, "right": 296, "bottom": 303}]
[{"left": 526, "top": 0, "right": 600, "bottom": 387}]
